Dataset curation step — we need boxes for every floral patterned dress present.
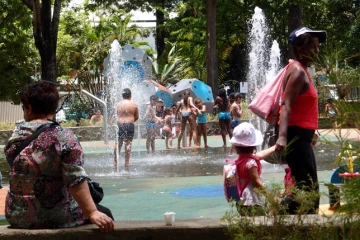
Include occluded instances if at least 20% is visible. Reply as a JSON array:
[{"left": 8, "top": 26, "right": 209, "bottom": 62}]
[{"left": 4, "top": 120, "right": 88, "bottom": 229}]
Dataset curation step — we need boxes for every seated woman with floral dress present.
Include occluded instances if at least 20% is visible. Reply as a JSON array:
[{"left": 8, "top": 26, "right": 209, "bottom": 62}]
[{"left": 4, "top": 80, "right": 114, "bottom": 232}]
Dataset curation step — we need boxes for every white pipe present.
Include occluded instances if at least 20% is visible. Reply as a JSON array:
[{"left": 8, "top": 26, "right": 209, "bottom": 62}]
[{"left": 81, "top": 90, "right": 108, "bottom": 144}]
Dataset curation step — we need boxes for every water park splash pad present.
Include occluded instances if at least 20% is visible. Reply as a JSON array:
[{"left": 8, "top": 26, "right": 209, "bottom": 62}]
[
  {"left": 97, "top": 6, "right": 329, "bottom": 178},
  {"left": 74, "top": 7, "right": 342, "bottom": 221}
]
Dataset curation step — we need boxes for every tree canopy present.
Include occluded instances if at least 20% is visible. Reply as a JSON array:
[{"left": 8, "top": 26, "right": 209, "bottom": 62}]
[
  {"left": 0, "top": 0, "right": 37, "bottom": 102},
  {"left": 1, "top": 0, "right": 359, "bottom": 103}
]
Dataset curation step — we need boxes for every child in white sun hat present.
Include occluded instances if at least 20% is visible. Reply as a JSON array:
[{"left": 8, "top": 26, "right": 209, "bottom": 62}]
[{"left": 229, "top": 122, "right": 275, "bottom": 216}]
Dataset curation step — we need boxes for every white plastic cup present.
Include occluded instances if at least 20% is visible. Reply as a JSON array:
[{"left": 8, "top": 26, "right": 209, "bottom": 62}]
[{"left": 164, "top": 212, "right": 175, "bottom": 226}]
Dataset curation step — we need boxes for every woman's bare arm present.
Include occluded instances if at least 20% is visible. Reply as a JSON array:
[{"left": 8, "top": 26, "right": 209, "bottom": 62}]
[
  {"left": 276, "top": 65, "right": 308, "bottom": 152},
  {"left": 69, "top": 180, "right": 114, "bottom": 232},
  {"left": 189, "top": 97, "right": 200, "bottom": 112},
  {"left": 174, "top": 101, "right": 181, "bottom": 116}
]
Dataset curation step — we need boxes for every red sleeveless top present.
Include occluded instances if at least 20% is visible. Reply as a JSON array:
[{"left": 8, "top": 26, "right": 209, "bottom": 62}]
[{"left": 281, "top": 62, "right": 318, "bottom": 130}]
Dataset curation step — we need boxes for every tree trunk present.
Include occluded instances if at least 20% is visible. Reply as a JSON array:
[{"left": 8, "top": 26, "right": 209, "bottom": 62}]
[
  {"left": 23, "top": 0, "right": 61, "bottom": 82},
  {"left": 288, "top": 4, "right": 302, "bottom": 33},
  {"left": 40, "top": 49, "right": 57, "bottom": 82},
  {"left": 206, "top": 0, "right": 218, "bottom": 98},
  {"left": 287, "top": 4, "right": 302, "bottom": 60},
  {"left": 155, "top": 2, "right": 165, "bottom": 58}
]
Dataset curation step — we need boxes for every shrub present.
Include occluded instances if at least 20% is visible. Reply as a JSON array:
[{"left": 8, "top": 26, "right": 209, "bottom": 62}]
[
  {"left": 207, "top": 113, "right": 218, "bottom": 122},
  {"left": 60, "top": 120, "right": 77, "bottom": 127},
  {"left": 241, "top": 102, "right": 251, "bottom": 120},
  {"left": 0, "top": 122, "right": 15, "bottom": 130},
  {"left": 79, "top": 118, "right": 91, "bottom": 126}
]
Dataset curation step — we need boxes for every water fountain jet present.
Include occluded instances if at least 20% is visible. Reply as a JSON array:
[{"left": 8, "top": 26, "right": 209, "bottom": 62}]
[{"left": 247, "top": 7, "right": 281, "bottom": 134}]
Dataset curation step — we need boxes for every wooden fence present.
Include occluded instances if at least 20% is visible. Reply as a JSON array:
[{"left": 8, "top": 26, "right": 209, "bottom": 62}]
[{"left": 0, "top": 102, "right": 23, "bottom": 123}]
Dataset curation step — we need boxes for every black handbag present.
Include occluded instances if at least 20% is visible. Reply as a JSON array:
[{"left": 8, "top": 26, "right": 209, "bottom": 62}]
[{"left": 86, "top": 177, "right": 104, "bottom": 204}]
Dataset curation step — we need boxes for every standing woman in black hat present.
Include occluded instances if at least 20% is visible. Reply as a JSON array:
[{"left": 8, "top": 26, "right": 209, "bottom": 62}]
[{"left": 275, "top": 27, "right": 326, "bottom": 214}]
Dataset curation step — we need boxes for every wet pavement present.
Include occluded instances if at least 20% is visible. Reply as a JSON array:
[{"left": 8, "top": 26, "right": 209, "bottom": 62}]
[{"left": 0, "top": 128, "right": 359, "bottom": 220}]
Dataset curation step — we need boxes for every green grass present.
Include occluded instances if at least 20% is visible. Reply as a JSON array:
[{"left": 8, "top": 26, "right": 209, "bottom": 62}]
[{"left": 0, "top": 219, "right": 9, "bottom": 226}]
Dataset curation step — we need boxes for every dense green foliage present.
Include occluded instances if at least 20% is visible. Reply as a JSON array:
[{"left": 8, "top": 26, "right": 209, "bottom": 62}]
[
  {"left": 0, "top": 1, "right": 37, "bottom": 102},
  {"left": 164, "top": 0, "right": 360, "bottom": 84},
  {"left": 1, "top": 0, "right": 359, "bottom": 101}
]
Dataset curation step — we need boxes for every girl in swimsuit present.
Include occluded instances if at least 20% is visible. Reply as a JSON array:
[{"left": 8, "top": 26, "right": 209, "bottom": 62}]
[
  {"left": 194, "top": 98, "right": 208, "bottom": 148},
  {"left": 215, "top": 88, "right": 232, "bottom": 147},
  {"left": 175, "top": 90, "right": 200, "bottom": 149},
  {"left": 163, "top": 108, "right": 174, "bottom": 149}
]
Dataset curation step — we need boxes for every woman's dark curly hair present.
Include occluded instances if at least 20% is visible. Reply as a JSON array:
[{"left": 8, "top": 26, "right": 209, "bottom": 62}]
[{"left": 20, "top": 80, "right": 59, "bottom": 115}]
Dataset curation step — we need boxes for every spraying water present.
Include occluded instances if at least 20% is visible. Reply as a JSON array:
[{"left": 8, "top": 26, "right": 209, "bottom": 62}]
[
  {"left": 105, "top": 40, "right": 153, "bottom": 172},
  {"left": 107, "top": 41, "right": 148, "bottom": 113},
  {"left": 247, "top": 7, "right": 281, "bottom": 133},
  {"left": 266, "top": 40, "right": 281, "bottom": 83},
  {"left": 107, "top": 40, "right": 123, "bottom": 110}
]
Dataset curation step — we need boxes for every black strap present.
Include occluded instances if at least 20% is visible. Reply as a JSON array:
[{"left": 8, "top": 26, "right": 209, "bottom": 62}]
[{"left": 9, "top": 121, "right": 58, "bottom": 166}]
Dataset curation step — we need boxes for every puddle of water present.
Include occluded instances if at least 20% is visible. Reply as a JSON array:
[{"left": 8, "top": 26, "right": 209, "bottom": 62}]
[
  {"left": 84, "top": 144, "right": 339, "bottom": 179},
  {"left": 0, "top": 142, "right": 339, "bottom": 184}
]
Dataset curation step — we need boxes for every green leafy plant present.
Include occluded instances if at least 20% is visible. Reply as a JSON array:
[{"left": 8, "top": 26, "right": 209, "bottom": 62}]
[{"left": 223, "top": 183, "right": 333, "bottom": 239}]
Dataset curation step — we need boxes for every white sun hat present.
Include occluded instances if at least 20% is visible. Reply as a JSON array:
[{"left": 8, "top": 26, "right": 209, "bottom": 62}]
[{"left": 230, "top": 122, "right": 263, "bottom": 147}]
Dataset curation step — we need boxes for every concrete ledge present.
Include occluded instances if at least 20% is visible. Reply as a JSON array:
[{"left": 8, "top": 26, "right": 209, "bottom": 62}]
[
  {"left": 0, "top": 215, "right": 349, "bottom": 240},
  {"left": 0, "top": 219, "right": 230, "bottom": 240}
]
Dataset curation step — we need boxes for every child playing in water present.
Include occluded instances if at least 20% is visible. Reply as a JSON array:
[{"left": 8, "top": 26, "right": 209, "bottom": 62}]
[
  {"left": 163, "top": 108, "right": 174, "bottom": 149},
  {"left": 188, "top": 106, "right": 199, "bottom": 147},
  {"left": 325, "top": 98, "right": 337, "bottom": 128},
  {"left": 175, "top": 90, "right": 201, "bottom": 148},
  {"left": 229, "top": 122, "right": 275, "bottom": 216},
  {"left": 194, "top": 98, "right": 208, "bottom": 148}
]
